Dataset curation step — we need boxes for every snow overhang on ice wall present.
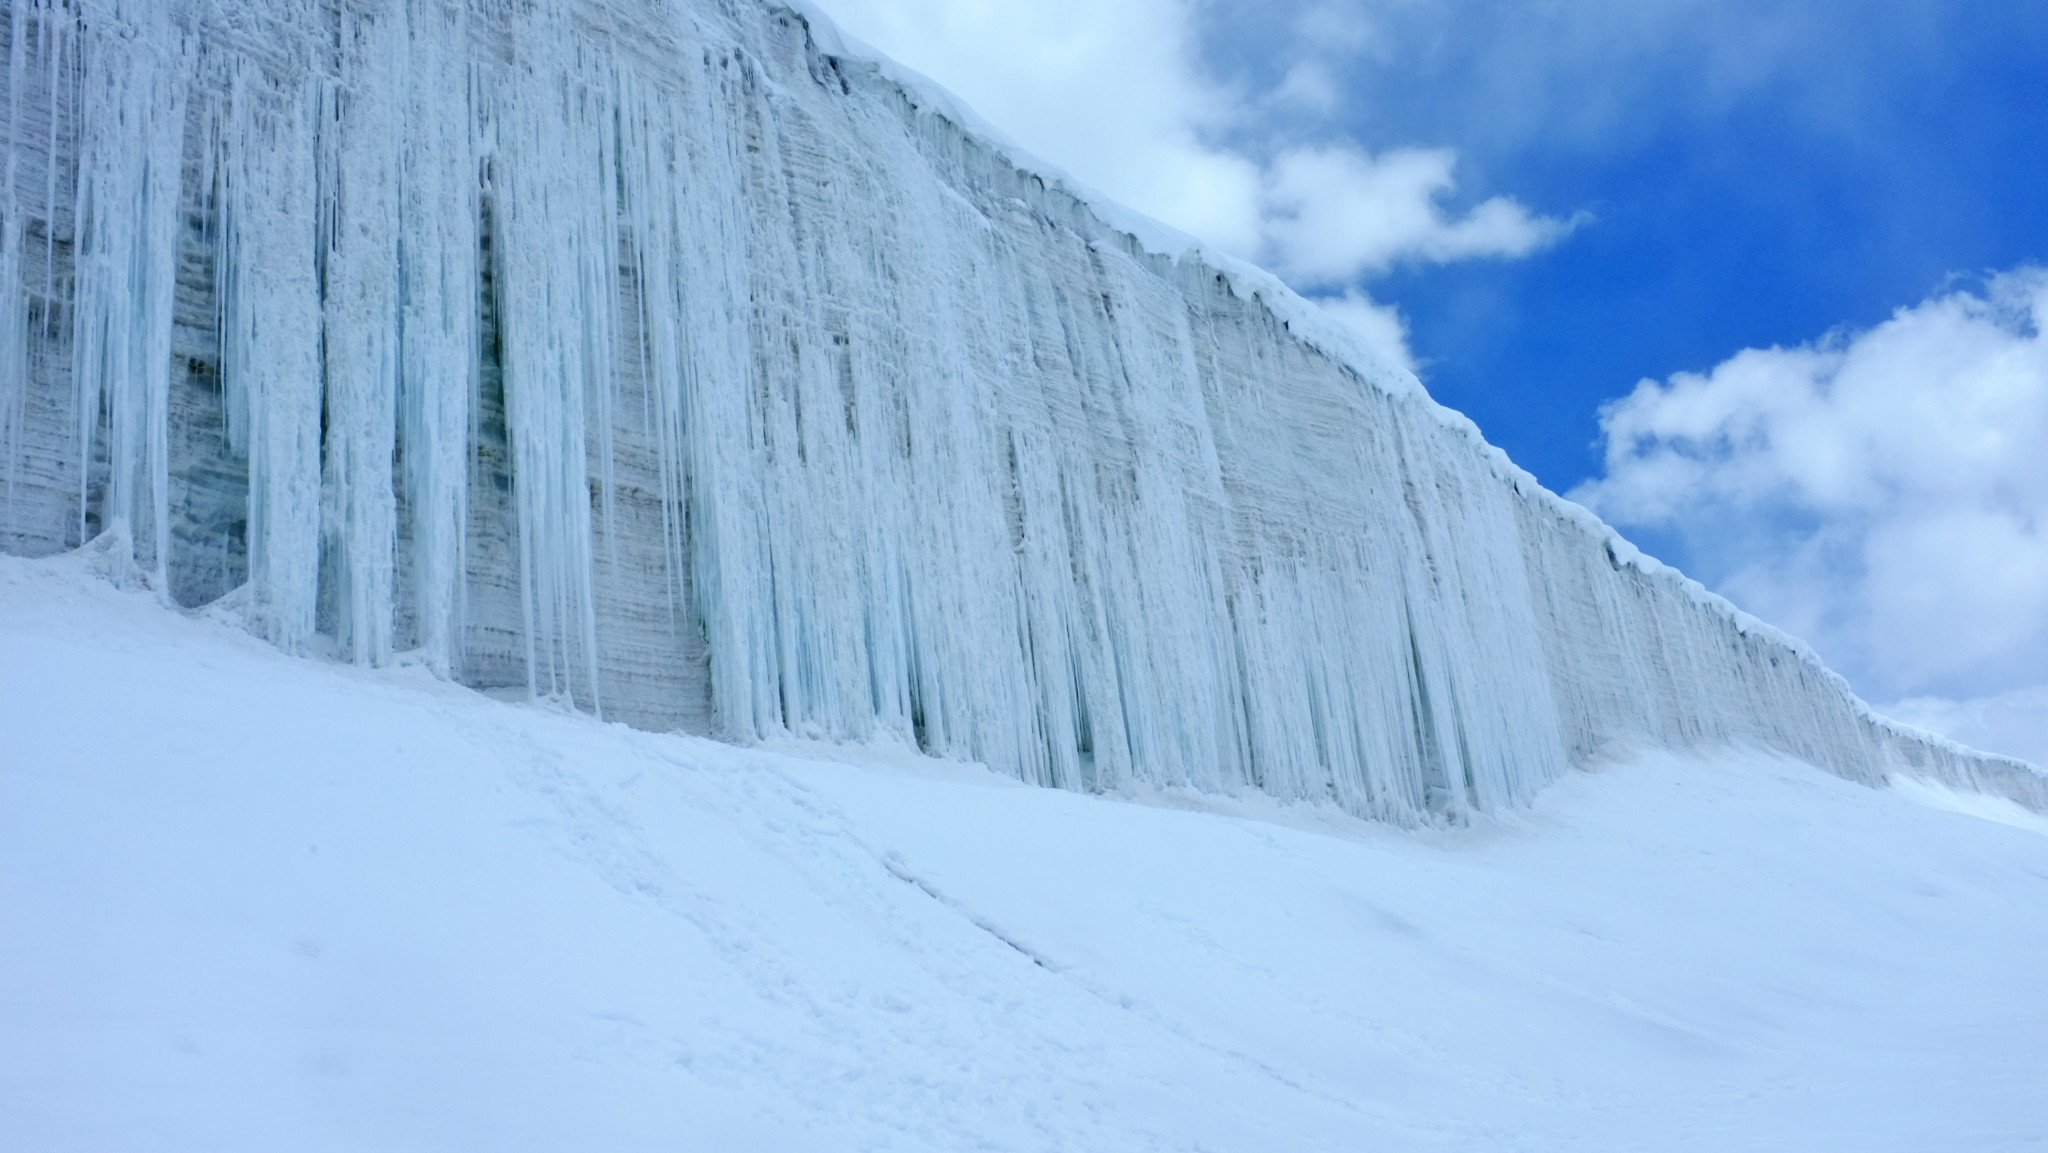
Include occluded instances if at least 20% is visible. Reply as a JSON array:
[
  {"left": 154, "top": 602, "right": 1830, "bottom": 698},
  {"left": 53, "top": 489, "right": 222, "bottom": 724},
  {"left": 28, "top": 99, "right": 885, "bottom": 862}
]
[{"left": 2, "top": 0, "right": 2041, "bottom": 819}]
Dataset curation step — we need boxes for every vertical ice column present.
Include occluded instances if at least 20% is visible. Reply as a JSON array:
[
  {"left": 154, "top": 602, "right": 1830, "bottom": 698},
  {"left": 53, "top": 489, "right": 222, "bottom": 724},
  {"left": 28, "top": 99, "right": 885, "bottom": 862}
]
[
  {"left": 619, "top": 55, "right": 763, "bottom": 734},
  {"left": 0, "top": 1, "right": 29, "bottom": 519},
  {"left": 68, "top": 0, "right": 184, "bottom": 584},
  {"left": 0, "top": 208, "right": 21, "bottom": 529},
  {"left": 315, "top": 0, "right": 404, "bottom": 664},
  {"left": 395, "top": 0, "right": 477, "bottom": 674},
  {"left": 489, "top": 15, "right": 611, "bottom": 709},
  {"left": 661, "top": 49, "right": 774, "bottom": 740},
  {"left": 219, "top": 60, "right": 324, "bottom": 653}
]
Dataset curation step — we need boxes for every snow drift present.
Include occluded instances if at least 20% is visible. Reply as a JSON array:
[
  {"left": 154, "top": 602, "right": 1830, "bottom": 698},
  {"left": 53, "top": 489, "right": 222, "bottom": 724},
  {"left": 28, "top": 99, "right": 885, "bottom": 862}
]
[
  {"left": 0, "top": 0, "right": 2039, "bottom": 819},
  {"left": 7, "top": 550, "right": 2048, "bottom": 1151}
]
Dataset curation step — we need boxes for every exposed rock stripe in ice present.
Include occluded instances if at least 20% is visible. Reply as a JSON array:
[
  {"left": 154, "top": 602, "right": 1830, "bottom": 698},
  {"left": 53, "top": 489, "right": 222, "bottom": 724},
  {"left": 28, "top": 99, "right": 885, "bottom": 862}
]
[{"left": 1, "top": 0, "right": 2040, "bottom": 819}]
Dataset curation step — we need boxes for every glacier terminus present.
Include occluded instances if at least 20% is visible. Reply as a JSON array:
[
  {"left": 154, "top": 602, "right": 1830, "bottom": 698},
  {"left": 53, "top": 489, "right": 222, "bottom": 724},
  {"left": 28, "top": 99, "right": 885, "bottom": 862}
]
[{"left": 0, "top": 0, "right": 2041, "bottom": 822}]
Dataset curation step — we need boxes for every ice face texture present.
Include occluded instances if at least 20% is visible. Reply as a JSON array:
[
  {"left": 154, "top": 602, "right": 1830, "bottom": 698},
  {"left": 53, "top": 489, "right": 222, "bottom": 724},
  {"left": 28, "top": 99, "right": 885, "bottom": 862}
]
[{"left": 1, "top": 0, "right": 2039, "bottom": 819}]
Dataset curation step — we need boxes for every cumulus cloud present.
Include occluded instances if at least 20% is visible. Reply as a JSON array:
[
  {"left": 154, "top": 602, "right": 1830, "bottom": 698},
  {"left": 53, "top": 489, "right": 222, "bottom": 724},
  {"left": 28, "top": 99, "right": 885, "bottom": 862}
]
[
  {"left": 1313, "top": 289, "right": 1420, "bottom": 378},
  {"left": 1261, "top": 147, "right": 1573, "bottom": 286},
  {"left": 811, "top": 0, "right": 1573, "bottom": 365},
  {"left": 1573, "top": 268, "right": 2048, "bottom": 731}
]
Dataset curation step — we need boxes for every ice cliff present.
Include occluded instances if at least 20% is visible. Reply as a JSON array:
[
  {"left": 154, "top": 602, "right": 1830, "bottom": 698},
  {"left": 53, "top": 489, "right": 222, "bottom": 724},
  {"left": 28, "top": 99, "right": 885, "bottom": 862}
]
[{"left": 2, "top": 0, "right": 2040, "bottom": 819}]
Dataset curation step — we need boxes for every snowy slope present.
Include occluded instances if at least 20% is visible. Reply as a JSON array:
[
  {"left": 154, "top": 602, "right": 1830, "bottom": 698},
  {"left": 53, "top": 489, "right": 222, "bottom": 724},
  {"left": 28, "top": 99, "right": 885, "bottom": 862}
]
[
  {"left": 6, "top": 553, "right": 2048, "bottom": 1152},
  {"left": 2, "top": 0, "right": 2037, "bottom": 822}
]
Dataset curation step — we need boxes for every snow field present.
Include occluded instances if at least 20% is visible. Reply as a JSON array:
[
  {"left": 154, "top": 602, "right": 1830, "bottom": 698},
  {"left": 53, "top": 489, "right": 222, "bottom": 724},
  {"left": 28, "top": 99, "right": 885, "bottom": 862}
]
[{"left": 5, "top": 552, "right": 2047, "bottom": 1151}]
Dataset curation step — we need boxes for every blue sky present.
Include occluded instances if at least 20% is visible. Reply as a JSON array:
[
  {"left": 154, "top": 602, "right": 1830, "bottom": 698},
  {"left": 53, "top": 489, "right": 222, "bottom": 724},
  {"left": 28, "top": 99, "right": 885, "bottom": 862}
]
[
  {"left": 1194, "top": 0, "right": 2048, "bottom": 489},
  {"left": 811, "top": 0, "right": 2048, "bottom": 765}
]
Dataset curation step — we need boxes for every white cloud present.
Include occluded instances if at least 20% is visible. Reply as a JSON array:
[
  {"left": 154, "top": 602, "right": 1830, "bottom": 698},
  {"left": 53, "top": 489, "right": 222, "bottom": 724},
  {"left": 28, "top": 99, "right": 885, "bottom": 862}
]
[
  {"left": 1270, "top": 61, "right": 1342, "bottom": 114},
  {"left": 810, "top": 0, "right": 1573, "bottom": 359},
  {"left": 810, "top": 0, "right": 1266, "bottom": 254},
  {"left": 1313, "top": 289, "right": 1419, "bottom": 378},
  {"left": 1264, "top": 0, "right": 1925, "bottom": 159},
  {"left": 1882, "top": 685, "right": 2048, "bottom": 771},
  {"left": 1573, "top": 268, "right": 2048, "bottom": 708},
  {"left": 1261, "top": 146, "right": 1573, "bottom": 286}
]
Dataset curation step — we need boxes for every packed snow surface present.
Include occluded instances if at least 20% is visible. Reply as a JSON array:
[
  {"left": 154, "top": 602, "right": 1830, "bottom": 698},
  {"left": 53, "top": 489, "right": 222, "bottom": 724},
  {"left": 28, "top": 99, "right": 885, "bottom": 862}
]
[
  {"left": 1, "top": 0, "right": 2037, "bottom": 822},
  {"left": 6, "top": 552, "right": 2047, "bottom": 1151}
]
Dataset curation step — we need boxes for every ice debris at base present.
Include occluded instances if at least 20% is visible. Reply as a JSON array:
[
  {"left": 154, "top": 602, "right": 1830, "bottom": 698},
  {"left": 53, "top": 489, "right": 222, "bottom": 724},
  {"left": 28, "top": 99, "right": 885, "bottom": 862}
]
[{"left": 0, "top": 0, "right": 2040, "bottom": 820}]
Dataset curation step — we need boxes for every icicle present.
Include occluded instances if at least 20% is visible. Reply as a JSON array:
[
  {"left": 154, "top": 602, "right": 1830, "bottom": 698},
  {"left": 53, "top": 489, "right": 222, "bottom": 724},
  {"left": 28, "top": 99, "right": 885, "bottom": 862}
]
[
  {"left": 0, "top": 0, "right": 29, "bottom": 527},
  {"left": 220, "top": 52, "right": 323, "bottom": 653},
  {"left": 395, "top": 0, "right": 477, "bottom": 676},
  {"left": 67, "top": 0, "right": 186, "bottom": 587},
  {"left": 314, "top": 0, "right": 404, "bottom": 664},
  {"left": 486, "top": 4, "right": 616, "bottom": 712}
]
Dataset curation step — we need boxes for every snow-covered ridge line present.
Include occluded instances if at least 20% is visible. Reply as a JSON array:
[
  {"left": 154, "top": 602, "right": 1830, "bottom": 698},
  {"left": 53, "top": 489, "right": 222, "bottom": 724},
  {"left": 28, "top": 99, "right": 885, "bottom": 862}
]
[
  {"left": 0, "top": 0, "right": 2039, "bottom": 820},
  {"left": 762, "top": 11, "right": 1823, "bottom": 663},
  {"left": 769, "top": 0, "right": 2037, "bottom": 781},
  {"left": 780, "top": 2, "right": 1425, "bottom": 398}
]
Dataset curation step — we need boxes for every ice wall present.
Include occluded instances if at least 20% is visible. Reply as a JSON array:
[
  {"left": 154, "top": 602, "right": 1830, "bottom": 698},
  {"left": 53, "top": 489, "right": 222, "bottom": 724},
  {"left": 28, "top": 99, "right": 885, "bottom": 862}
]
[{"left": 3, "top": 0, "right": 2041, "bottom": 818}]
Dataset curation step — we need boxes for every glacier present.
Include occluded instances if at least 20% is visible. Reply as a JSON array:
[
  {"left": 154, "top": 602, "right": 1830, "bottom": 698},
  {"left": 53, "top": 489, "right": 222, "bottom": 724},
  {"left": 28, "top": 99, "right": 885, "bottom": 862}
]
[{"left": 0, "top": 0, "right": 2040, "bottom": 821}]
